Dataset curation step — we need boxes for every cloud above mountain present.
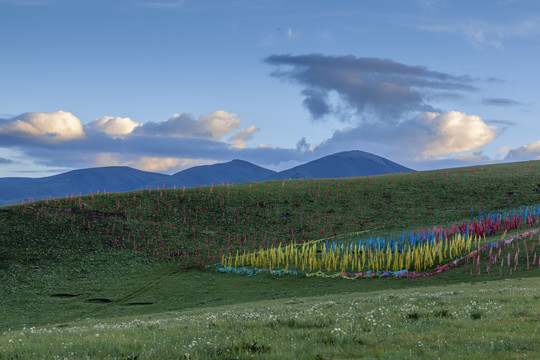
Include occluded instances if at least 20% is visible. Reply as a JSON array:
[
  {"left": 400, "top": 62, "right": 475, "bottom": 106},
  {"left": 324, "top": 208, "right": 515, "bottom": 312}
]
[
  {"left": 0, "top": 111, "right": 85, "bottom": 144},
  {"left": 132, "top": 111, "right": 242, "bottom": 140},
  {"left": 504, "top": 139, "right": 540, "bottom": 161},
  {"left": 86, "top": 116, "right": 140, "bottom": 138},
  {"left": 0, "top": 110, "right": 301, "bottom": 173},
  {"left": 418, "top": 111, "right": 498, "bottom": 157},
  {"left": 265, "top": 54, "right": 474, "bottom": 121},
  {"left": 0, "top": 54, "right": 528, "bottom": 175},
  {"left": 265, "top": 54, "right": 501, "bottom": 164},
  {"left": 229, "top": 126, "right": 260, "bottom": 149},
  {"left": 312, "top": 110, "right": 499, "bottom": 159}
]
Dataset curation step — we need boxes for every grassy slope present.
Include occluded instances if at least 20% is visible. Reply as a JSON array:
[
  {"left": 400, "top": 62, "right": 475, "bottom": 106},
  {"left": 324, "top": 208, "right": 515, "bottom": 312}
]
[
  {"left": 1, "top": 278, "right": 538, "bottom": 359},
  {"left": 1, "top": 160, "right": 539, "bottom": 359}
]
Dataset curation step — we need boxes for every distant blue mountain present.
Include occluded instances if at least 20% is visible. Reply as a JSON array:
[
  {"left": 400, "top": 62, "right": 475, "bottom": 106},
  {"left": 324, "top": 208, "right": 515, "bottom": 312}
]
[
  {"left": 0, "top": 167, "right": 173, "bottom": 205},
  {"left": 0, "top": 151, "right": 414, "bottom": 205},
  {"left": 267, "top": 150, "right": 414, "bottom": 180},
  {"left": 173, "top": 159, "right": 276, "bottom": 186}
]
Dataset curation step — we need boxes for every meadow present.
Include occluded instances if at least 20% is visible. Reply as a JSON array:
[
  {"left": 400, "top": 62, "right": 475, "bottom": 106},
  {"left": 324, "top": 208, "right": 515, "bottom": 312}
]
[{"left": 1, "top": 161, "right": 539, "bottom": 359}]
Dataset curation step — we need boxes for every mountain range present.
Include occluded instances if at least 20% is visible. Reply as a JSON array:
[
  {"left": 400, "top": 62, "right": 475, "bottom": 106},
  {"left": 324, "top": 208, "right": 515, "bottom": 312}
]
[{"left": 0, "top": 150, "right": 413, "bottom": 205}]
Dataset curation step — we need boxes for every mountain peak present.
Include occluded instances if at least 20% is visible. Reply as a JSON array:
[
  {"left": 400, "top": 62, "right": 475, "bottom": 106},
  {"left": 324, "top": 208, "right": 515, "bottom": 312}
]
[
  {"left": 172, "top": 159, "right": 277, "bottom": 185},
  {"left": 267, "top": 151, "right": 413, "bottom": 180}
]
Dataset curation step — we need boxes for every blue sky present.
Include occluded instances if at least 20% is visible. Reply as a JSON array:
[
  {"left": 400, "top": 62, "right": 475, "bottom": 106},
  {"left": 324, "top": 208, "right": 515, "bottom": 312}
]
[{"left": 1, "top": 0, "right": 539, "bottom": 177}]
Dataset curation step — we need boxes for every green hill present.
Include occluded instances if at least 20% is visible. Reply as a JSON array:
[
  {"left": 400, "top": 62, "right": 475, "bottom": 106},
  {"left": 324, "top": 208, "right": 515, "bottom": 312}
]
[{"left": 0, "top": 160, "right": 539, "bottom": 359}]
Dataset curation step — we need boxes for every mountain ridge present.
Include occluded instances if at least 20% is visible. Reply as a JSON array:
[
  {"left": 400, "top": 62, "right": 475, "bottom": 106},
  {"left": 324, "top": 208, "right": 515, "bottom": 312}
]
[{"left": 0, "top": 151, "right": 414, "bottom": 205}]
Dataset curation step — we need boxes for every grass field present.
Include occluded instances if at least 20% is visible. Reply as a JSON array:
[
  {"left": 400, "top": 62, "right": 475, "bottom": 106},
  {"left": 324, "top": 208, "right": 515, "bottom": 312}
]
[
  {"left": 1, "top": 277, "right": 538, "bottom": 359},
  {"left": 1, "top": 161, "right": 539, "bottom": 359}
]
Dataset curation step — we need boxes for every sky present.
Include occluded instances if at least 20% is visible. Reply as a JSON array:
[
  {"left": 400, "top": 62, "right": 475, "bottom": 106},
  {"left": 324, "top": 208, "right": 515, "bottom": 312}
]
[{"left": 1, "top": 0, "right": 539, "bottom": 177}]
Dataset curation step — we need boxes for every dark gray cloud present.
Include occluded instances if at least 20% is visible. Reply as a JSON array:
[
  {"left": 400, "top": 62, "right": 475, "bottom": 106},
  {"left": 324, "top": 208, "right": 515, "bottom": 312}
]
[
  {"left": 482, "top": 97, "right": 521, "bottom": 106},
  {"left": 301, "top": 89, "right": 331, "bottom": 119},
  {"left": 312, "top": 121, "right": 426, "bottom": 157},
  {"left": 485, "top": 77, "right": 505, "bottom": 83},
  {"left": 132, "top": 113, "right": 203, "bottom": 137},
  {"left": 0, "top": 157, "right": 15, "bottom": 165},
  {"left": 265, "top": 54, "right": 475, "bottom": 121},
  {"left": 296, "top": 137, "right": 310, "bottom": 152}
]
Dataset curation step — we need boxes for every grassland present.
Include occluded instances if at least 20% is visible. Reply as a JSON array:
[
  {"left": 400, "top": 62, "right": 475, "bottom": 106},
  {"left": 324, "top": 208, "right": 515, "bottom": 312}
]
[{"left": 1, "top": 161, "right": 539, "bottom": 359}]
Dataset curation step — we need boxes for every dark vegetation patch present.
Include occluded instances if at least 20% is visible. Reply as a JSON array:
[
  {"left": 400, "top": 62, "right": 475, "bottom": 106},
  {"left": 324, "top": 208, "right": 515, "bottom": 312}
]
[
  {"left": 469, "top": 310, "right": 483, "bottom": 320},
  {"left": 51, "top": 293, "right": 80, "bottom": 298},
  {"left": 86, "top": 298, "right": 113, "bottom": 303},
  {"left": 433, "top": 309, "right": 451, "bottom": 318},
  {"left": 407, "top": 311, "right": 421, "bottom": 320},
  {"left": 0, "top": 250, "right": 14, "bottom": 267},
  {"left": 124, "top": 302, "right": 154, "bottom": 306},
  {"left": 281, "top": 212, "right": 292, "bottom": 220}
]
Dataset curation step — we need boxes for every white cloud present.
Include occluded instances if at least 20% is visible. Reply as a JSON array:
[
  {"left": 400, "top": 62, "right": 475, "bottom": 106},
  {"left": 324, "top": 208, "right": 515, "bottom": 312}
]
[
  {"left": 0, "top": 110, "right": 302, "bottom": 175},
  {"left": 0, "top": 111, "right": 84, "bottom": 142},
  {"left": 94, "top": 152, "right": 218, "bottom": 173},
  {"left": 462, "top": 21, "right": 503, "bottom": 49},
  {"left": 198, "top": 111, "right": 243, "bottom": 140},
  {"left": 135, "top": 111, "right": 242, "bottom": 140},
  {"left": 505, "top": 139, "right": 540, "bottom": 161},
  {"left": 456, "top": 151, "right": 489, "bottom": 162},
  {"left": 412, "top": 17, "right": 540, "bottom": 49},
  {"left": 86, "top": 116, "right": 140, "bottom": 138},
  {"left": 229, "top": 126, "right": 260, "bottom": 149},
  {"left": 419, "top": 111, "right": 498, "bottom": 157},
  {"left": 311, "top": 111, "right": 498, "bottom": 164},
  {"left": 133, "top": 157, "right": 190, "bottom": 173},
  {"left": 286, "top": 27, "right": 299, "bottom": 40}
]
